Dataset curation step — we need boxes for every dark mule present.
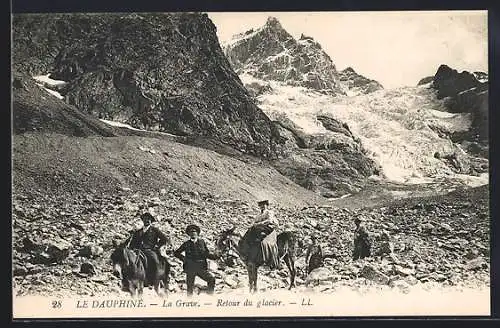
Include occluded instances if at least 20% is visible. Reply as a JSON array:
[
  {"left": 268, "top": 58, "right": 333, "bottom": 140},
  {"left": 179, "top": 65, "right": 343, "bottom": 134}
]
[
  {"left": 217, "top": 227, "right": 297, "bottom": 293},
  {"left": 111, "top": 240, "right": 170, "bottom": 298}
]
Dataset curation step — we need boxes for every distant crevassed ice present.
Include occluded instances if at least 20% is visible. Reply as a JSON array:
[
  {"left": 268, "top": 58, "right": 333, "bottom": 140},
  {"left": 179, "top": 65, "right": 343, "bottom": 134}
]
[{"left": 251, "top": 77, "right": 477, "bottom": 184}]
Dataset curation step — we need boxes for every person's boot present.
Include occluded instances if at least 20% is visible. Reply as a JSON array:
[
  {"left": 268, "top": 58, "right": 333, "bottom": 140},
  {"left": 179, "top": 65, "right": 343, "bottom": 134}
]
[
  {"left": 121, "top": 279, "right": 129, "bottom": 292},
  {"left": 207, "top": 283, "right": 215, "bottom": 295}
]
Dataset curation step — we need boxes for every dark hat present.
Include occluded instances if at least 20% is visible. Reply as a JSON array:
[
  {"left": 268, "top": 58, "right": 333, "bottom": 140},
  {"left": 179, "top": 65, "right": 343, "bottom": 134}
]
[
  {"left": 186, "top": 224, "right": 201, "bottom": 234},
  {"left": 257, "top": 200, "right": 269, "bottom": 206},
  {"left": 354, "top": 217, "right": 362, "bottom": 223},
  {"left": 140, "top": 212, "right": 156, "bottom": 222}
]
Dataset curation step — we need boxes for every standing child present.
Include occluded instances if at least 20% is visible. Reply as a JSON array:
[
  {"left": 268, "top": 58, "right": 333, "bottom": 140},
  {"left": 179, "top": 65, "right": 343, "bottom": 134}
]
[{"left": 174, "top": 224, "right": 219, "bottom": 296}]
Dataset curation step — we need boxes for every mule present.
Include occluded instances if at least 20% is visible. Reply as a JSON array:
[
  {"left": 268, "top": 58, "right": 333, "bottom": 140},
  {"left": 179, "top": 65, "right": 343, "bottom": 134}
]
[
  {"left": 111, "top": 240, "right": 170, "bottom": 298},
  {"left": 217, "top": 226, "right": 296, "bottom": 293}
]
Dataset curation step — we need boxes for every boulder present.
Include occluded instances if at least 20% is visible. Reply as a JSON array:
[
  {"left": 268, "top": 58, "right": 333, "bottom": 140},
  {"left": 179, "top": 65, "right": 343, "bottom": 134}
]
[
  {"left": 224, "top": 276, "right": 239, "bottom": 289},
  {"left": 421, "top": 223, "right": 435, "bottom": 233},
  {"left": 464, "top": 249, "right": 480, "bottom": 260},
  {"left": 305, "top": 267, "right": 333, "bottom": 286},
  {"left": 22, "top": 237, "right": 43, "bottom": 253},
  {"left": 392, "top": 265, "right": 415, "bottom": 277},
  {"left": 404, "top": 275, "right": 419, "bottom": 286},
  {"left": 360, "top": 264, "right": 390, "bottom": 285},
  {"left": 13, "top": 264, "right": 28, "bottom": 276},
  {"left": 80, "top": 262, "right": 97, "bottom": 276},
  {"left": 45, "top": 238, "right": 72, "bottom": 263},
  {"left": 464, "top": 258, "right": 487, "bottom": 271},
  {"left": 78, "top": 245, "right": 104, "bottom": 258},
  {"left": 389, "top": 279, "right": 411, "bottom": 293}
]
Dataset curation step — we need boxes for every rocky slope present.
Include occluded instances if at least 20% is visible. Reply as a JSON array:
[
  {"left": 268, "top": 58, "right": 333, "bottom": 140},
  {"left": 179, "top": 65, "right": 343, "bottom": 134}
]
[
  {"left": 12, "top": 132, "right": 327, "bottom": 208},
  {"left": 269, "top": 111, "right": 380, "bottom": 197},
  {"left": 12, "top": 184, "right": 489, "bottom": 297},
  {"left": 12, "top": 71, "right": 119, "bottom": 137},
  {"left": 338, "top": 67, "right": 384, "bottom": 96},
  {"left": 224, "top": 17, "right": 345, "bottom": 95},
  {"left": 12, "top": 13, "right": 280, "bottom": 158},
  {"left": 419, "top": 64, "right": 488, "bottom": 145},
  {"left": 12, "top": 13, "right": 381, "bottom": 198}
]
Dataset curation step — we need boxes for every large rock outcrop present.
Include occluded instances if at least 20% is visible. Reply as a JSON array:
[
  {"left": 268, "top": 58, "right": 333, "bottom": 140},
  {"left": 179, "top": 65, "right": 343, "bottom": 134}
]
[
  {"left": 270, "top": 114, "right": 380, "bottom": 197},
  {"left": 12, "top": 13, "right": 281, "bottom": 158},
  {"left": 224, "top": 17, "right": 345, "bottom": 95},
  {"left": 423, "top": 65, "right": 488, "bottom": 143}
]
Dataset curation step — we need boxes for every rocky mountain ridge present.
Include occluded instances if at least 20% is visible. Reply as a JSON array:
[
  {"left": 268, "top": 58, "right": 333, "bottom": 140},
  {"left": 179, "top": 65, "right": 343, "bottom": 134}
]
[
  {"left": 12, "top": 13, "right": 380, "bottom": 199},
  {"left": 224, "top": 17, "right": 383, "bottom": 96},
  {"left": 224, "top": 17, "right": 345, "bottom": 95}
]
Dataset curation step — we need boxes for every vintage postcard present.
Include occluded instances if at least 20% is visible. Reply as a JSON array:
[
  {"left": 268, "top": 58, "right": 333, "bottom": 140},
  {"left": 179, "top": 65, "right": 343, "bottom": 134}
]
[{"left": 11, "top": 10, "right": 490, "bottom": 318}]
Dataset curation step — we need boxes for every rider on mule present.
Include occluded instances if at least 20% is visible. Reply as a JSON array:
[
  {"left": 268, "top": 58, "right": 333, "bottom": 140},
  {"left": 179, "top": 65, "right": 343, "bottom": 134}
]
[
  {"left": 247, "top": 200, "right": 280, "bottom": 270},
  {"left": 123, "top": 212, "right": 169, "bottom": 288}
]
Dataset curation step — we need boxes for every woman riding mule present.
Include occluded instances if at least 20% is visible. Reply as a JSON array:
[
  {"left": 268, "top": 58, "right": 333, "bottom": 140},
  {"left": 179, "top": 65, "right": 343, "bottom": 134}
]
[
  {"left": 246, "top": 200, "right": 280, "bottom": 269},
  {"left": 217, "top": 200, "right": 297, "bottom": 293}
]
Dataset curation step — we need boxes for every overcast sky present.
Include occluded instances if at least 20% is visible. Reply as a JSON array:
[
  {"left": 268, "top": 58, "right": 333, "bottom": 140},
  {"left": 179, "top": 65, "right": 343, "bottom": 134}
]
[{"left": 208, "top": 11, "right": 488, "bottom": 89}]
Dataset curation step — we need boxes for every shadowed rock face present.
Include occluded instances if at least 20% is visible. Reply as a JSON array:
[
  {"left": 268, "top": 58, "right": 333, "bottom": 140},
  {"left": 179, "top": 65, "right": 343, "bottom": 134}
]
[
  {"left": 12, "top": 13, "right": 282, "bottom": 158},
  {"left": 433, "top": 65, "right": 484, "bottom": 99},
  {"left": 224, "top": 17, "right": 345, "bottom": 95},
  {"left": 430, "top": 65, "right": 488, "bottom": 142}
]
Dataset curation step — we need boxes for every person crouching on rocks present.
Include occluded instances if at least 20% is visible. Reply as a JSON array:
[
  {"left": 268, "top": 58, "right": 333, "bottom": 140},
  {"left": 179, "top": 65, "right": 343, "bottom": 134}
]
[
  {"left": 174, "top": 224, "right": 219, "bottom": 296},
  {"left": 353, "top": 217, "right": 371, "bottom": 260}
]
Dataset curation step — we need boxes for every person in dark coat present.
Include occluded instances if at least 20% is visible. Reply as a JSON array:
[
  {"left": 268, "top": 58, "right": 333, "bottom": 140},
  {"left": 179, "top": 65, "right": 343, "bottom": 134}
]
[
  {"left": 129, "top": 212, "right": 169, "bottom": 251},
  {"left": 122, "top": 212, "right": 169, "bottom": 289},
  {"left": 305, "top": 235, "right": 323, "bottom": 274},
  {"left": 353, "top": 217, "right": 371, "bottom": 260},
  {"left": 174, "top": 224, "right": 219, "bottom": 296}
]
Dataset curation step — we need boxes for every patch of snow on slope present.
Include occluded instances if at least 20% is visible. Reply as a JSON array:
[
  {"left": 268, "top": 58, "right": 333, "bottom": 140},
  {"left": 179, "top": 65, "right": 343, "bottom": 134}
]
[
  {"left": 33, "top": 74, "right": 67, "bottom": 87},
  {"left": 99, "top": 119, "right": 179, "bottom": 137},
  {"left": 39, "top": 85, "right": 64, "bottom": 99},
  {"left": 99, "top": 119, "right": 144, "bottom": 131},
  {"left": 33, "top": 74, "right": 66, "bottom": 100},
  {"left": 417, "top": 82, "right": 433, "bottom": 89}
]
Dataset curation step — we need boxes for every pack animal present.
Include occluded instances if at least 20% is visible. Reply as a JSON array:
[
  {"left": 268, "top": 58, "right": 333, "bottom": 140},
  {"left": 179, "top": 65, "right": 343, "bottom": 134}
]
[
  {"left": 111, "top": 239, "right": 170, "bottom": 298},
  {"left": 217, "top": 226, "right": 297, "bottom": 293}
]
